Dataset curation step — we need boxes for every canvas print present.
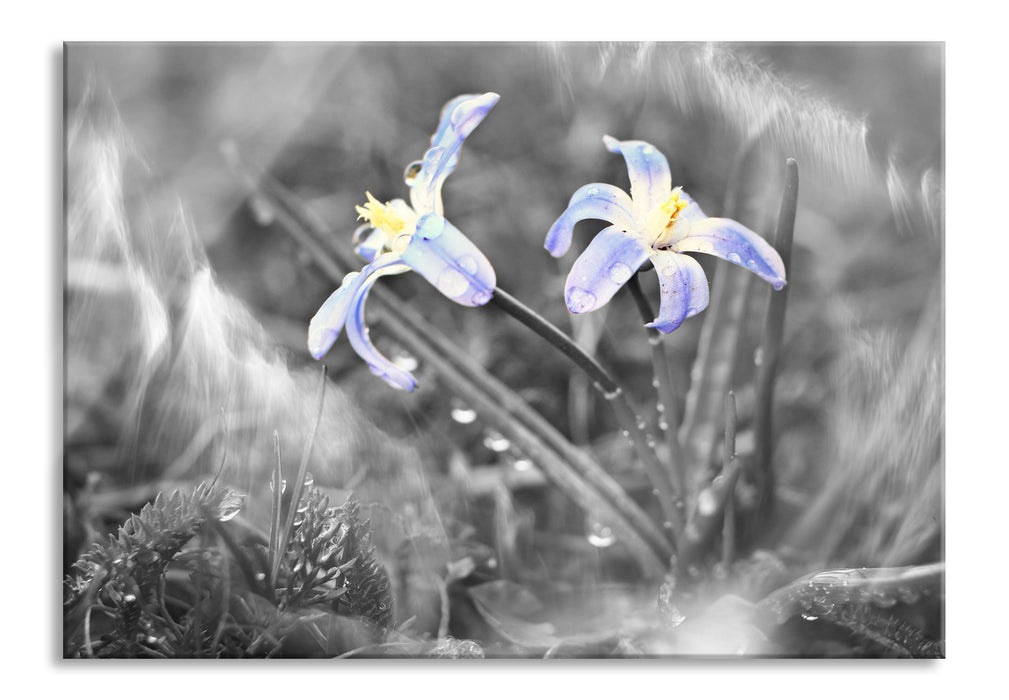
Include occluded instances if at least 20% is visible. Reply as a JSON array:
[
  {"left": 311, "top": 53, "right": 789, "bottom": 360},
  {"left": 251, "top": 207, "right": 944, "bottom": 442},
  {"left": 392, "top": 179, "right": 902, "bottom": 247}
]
[{"left": 62, "top": 42, "right": 943, "bottom": 658}]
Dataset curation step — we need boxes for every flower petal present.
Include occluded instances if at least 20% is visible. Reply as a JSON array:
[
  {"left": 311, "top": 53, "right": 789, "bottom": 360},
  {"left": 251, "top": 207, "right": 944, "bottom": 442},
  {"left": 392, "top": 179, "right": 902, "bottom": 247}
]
[
  {"left": 307, "top": 254, "right": 408, "bottom": 360},
  {"left": 563, "top": 225, "right": 650, "bottom": 315},
  {"left": 342, "top": 254, "right": 418, "bottom": 391},
  {"left": 352, "top": 225, "right": 386, "bottom": 263},
  {"left": 673, "top": 217, "right": 787, "bottom": 290},
  {"left": 401, "top": 214, "right": 496, "bottom": 307},
  {"left": 545, "top": 183, "right": 637, "bottom": 258},
  {"left": 410, "top": 93, "right": 500, "bottom": 215},
  {"left": 602, "top": 135, "right": 673, "bottom": 214},
  {"left": 646, "top": 250, "right": 711, "bottom": 333}
]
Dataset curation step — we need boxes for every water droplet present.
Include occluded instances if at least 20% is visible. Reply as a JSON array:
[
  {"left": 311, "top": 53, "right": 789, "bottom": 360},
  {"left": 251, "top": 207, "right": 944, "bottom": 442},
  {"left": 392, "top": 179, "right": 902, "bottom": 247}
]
[
  {"left": 218, "top": 495, "right": 244, "bottom": 522},
  {"left": 662, "top": 521, "right": 673, "bottom": 530},
  {"left": 483, "top": 430, "right": 511, "bottom": 453},
  {"left": 436, "top": 268, "right": 470, "bottom": 298},
  {"left": 586, "top": 520, "right": 617, "bottom": 548},
  {"left": 772, "top": 279, "right": 786, "bottom": 291},
  {"left": 602, "top": 387, "right": 622, "bottom": 400},
  {"left": 392, "top": 350, "right": 419, "bottom": 372},
  {"left": 270, "top": 478, "right": 287, "bottom": 495},
  {"left": 512, "top": 458, "right": 533, "bottom": 472},
  {"left": 658, "top": 419, "right": 669, "bottom": 431},
  {"left": 248, "top": 195, "right": 275, "bottom": 226},
  {"left": 665, "top": 605, "right": 686, "bottom": 628},
  {"left": 301, "top": 473, "right": 315, "bottom": 490},
  {"left": 636, "top": 416, "right": 647, "bottom": 430},
  {"left": 641, "top": 144, "right": 654, "bottom": 154},
  {"left": 754, "top": 347, "right": 764, "bottom": 367},
  {"left": 254, "top": 572, "right": 266, "bottom": 581},
  {"left": 746, "top": 259, "right": 759, "bottom": 271},
  {"left": 123, "top": 593, "right": 137, "bottom": 604},
  {"left": 620, "top": 429, "right": 630, "bottom": 438},
  {"left": 697, "top": 487, "right": 718, "bottom": 516},
  {"left": 727, "top": 251, "right": 742, "bottom": 265},
  {"left": 566, "top": 286, "right": 597, "bottom": 313},
  {"left": 471, "top": 289, "right": 492, "bottom": 306},
  {"left": 403, "top": 160, "right": 423, "bottom": 185},
  {"left": 800, "top": 612, "right": 819, "bottom": 622},
  {"left": 487, "top": 557, "right": 498, "bottom": 569},
  {"left": 608, "top": 262, "right": 633, "bottom": 284},
  {"left": 450, "top": 399, "right": 477, "bottom": 424},
  {"left": 457, "top": 255, "right": 479, "bottom": 275},
  {"left": 661, "top": 266, "right": 676, "bottom": 278},
  {"left": 392, "top": 233, "right": 413, "bottom": 254},
  {"left": 586, "top": 186, "right": 599, "bottom": 197}
]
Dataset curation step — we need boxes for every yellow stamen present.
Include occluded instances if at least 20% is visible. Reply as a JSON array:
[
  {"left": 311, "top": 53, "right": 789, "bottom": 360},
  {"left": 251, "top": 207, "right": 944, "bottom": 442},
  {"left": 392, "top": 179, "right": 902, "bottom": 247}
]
[
  {"left": 652, "top": 187, "right": 690, "bottom": 248},
  {"left": 356, "top": 192, "right": 408, "bottom": 242}
]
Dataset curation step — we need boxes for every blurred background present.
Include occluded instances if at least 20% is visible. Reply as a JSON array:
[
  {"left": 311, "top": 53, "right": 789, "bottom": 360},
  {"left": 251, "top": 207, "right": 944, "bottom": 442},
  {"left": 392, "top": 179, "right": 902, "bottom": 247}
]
[{"left": 63, "top": 42, "right": 942, "bottom": 655}]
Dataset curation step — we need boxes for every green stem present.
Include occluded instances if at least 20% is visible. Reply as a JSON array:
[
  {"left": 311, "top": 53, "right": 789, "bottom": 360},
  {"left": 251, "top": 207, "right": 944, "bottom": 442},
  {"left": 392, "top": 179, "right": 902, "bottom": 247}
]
[
  {"left": 489, "top": 287, "right": 679, "bottom": 537},
  {"left": 224, "top": 147, "right": 673, "bottom": 572},
  {"left": 625, "top": 273, "right": 687, "bottom": 501}
]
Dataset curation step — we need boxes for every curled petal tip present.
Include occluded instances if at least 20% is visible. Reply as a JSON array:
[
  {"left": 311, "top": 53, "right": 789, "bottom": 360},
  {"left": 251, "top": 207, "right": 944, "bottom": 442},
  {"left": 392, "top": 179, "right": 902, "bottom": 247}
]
[{"left": 565, "top": 286, "right": 599, "bottom": 314}]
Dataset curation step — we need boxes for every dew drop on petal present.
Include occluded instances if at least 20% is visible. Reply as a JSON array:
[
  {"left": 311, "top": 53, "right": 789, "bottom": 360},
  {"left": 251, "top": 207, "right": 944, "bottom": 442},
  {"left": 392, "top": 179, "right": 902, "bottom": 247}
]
[
  {"left": 566, "top": 287, "right": 597, "bottom": 313},
  {"left": 800, "top": 612, "right": 820, "bottom": 622},
  {"left": 661, "top": 266, "right": 676, "bottom": 278},
  {"left": 450, "top": 399, "right": 477, "bottom": 424},
  {"left": 392, "top": 233, "right": 413, "bottom": 254},
  {"left": 403, "top": 160, "right": 423, "bottom": 185},
  {"left": 746, "top": 259, "right": 759, "bottom": 271},
  {"left": 471, "top": 289, "right": 492, "bottom": 306},
  {"left": 457, "top": 255, "right": 479, "bottom": 275},
  {"left": 586, "top": 186, "right": 599, "bottom": 197},
  {"left": 608, "top": 262, "right": 633, "bottom": 284},
  {"left": 727, "top": 251, "right": 742, "bottom": 265},
  {"left": 341, "top": 270, "right": 361, "bottom": 286},
  {"left": 436, "top": 268, "right": 470, "bottom": 298}
]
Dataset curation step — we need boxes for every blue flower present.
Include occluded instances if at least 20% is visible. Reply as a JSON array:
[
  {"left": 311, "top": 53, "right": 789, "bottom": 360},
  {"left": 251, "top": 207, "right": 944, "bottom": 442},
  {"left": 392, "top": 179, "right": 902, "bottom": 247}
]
[
  {"left": 308, "top": 93, "right": 500, "bottom": 390},
  {"left": 545, "top": 135, "right": 787, "bottom": 333}
]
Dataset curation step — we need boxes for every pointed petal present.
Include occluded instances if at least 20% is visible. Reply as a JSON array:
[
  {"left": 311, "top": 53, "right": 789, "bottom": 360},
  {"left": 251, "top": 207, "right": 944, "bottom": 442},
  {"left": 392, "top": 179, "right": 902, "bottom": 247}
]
[
  {"left": 673, "top": 217, "right": 787, "bottom": 290},
  {"left": 352, "top": 225, "right": 386, "bottom": 263},
  {"left": 400, "top": 214, "right": 496, "bottom": 307},
  {"left": 342, "top": 255, "right": 418, "bottom": 391},
  {"left": 307, "top": 254, "right": 408, "bottom": 360},
  {"left": 563, "top": 225, "right": 650, "bottom": 315},
  {"left": 646, "top": 250, "right": 711, "bottom": 333},
  {"left": 545, "top": 183, "right": 637, "bottom": 258},
  {"left": 410, "top": 93, "right": 500, "bottom": 215},
  {"left": 602, "top": 135, "right": 673, "bottom": 213}
]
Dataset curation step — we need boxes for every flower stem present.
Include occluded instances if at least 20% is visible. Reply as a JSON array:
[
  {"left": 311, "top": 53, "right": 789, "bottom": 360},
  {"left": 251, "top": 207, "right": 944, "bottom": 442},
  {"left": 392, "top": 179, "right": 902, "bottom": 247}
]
[
  {"left": 489, "top": 286, "right": 680, "bottom": 539},
  {"left": 224, "top": 147, "right": 673, "bottom": 573},
  {"left": 625, "top": 273, "right": 687, "bottom": 501}
]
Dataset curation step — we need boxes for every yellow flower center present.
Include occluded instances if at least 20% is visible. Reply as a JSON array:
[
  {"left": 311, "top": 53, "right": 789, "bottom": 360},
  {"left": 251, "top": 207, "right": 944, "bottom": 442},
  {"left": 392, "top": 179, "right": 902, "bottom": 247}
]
[
  {"left": 650, "top": 188, "right": 690, "bottom": 249},
  {"left": 356, "top": 192, "right": 408, "bottom": 243}
]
